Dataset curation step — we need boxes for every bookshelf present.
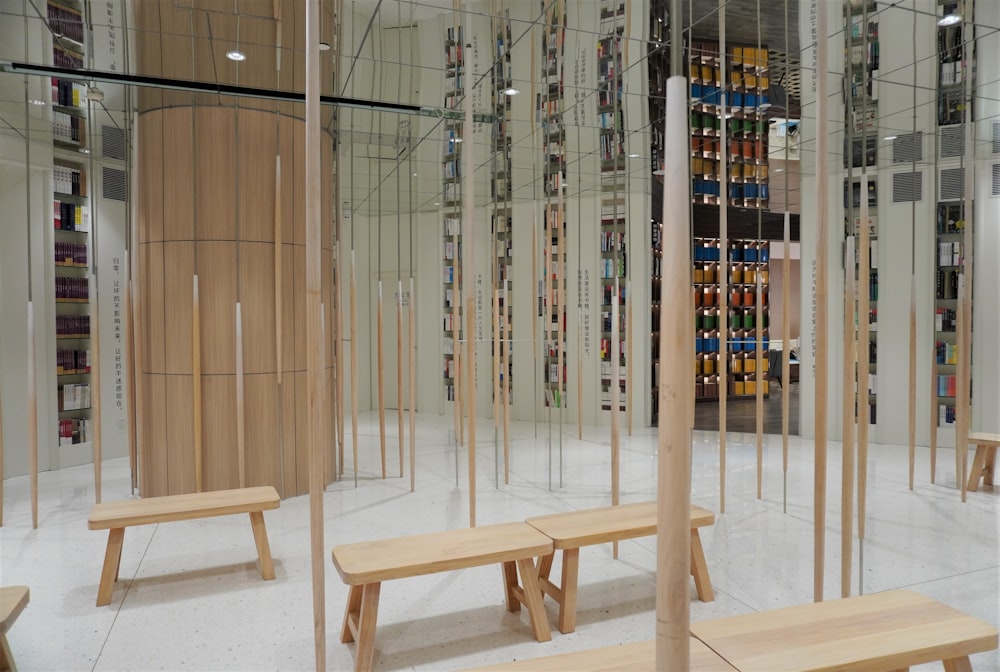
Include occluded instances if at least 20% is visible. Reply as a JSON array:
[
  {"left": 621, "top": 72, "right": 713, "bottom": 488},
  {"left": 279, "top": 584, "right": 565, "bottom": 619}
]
[
  {"left": 442, "top": 24, "right": 463, "bottom": 402},
  {"left": 597, "top": 0, "right": 627, "bottom": 413},
  {"left": 537, "top": 0, "right": 566, "bottom": 409},
  {"left": 843, "top": 0, "right": 879, "bottom": 425},
  {"left": 933, "top": 201, "right": 962, "bottom": 426},
  {"left": 49, "top": 0, "right": 92, "bottom": 448},
  {"left": 720, "top": 239, "right": 770, "bottom": 399},
  {"left": 689, "top": 40, "right": 771, "bottom": 209},
  {"left": 491, "top": 8, "right": 513, "bottom": 406}
]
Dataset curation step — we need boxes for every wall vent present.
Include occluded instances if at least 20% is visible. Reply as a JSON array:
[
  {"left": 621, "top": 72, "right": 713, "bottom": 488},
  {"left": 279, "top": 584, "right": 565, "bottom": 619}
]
[
  {"left": 102, "top": 167, "right": 127, "bottom": 201},
  {"left": 892, "top": 132, "right": 922, "bottom": 164},
  {"left": 939, "top": 167, "right": 964, "bottom": 201},
  {"left": 892, "top": 171, "right": 922, "bottom": 202},
  {"left": 101, "top": 125, "right": 126, "bottom": 160},
  {"left": 992, "top": 164, "right": 1000, "bottom": 197},
  {"left": 940, "top": 125, "right": 964, "bottom": 158}
]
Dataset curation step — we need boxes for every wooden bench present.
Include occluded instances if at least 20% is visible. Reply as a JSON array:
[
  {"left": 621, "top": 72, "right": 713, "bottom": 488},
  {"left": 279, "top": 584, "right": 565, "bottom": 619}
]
[
  {"left": 966, "top": 432, "right": 999, "bottom": 492},
  {"left": 88, "top": 486, "right": 280, "bottom": 607},
  {"left": 0, "top": 587, "right": 29, "bottom": 672},
  {"left": 525, "top": 502, "right": 716, "bottom": 633},
  {"left": 691, "top": 589, "right": 999, "bottom": 672},
  {"left": 463, "top": 637, "right": 736, "bottom": 671},
  {"left": 332, "top": 522, "right": 554, "bottom": 672}
]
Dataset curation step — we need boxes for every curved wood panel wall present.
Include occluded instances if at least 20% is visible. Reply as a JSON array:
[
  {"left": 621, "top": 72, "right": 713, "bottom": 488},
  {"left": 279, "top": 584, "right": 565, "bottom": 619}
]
[{"left": 133, "top": 1, "right": 337, "bottom": 498}]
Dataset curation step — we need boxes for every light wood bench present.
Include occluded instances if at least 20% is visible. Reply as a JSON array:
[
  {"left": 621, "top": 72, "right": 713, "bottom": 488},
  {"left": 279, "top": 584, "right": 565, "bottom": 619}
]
[
  {"left": 332, "top": 522, "right": 554, "bottom": 672},
  {"left": 88, "top": 486, "right": 280, "bottom": 607},
  {"left": 691, "top": 589, "right": 999, "bottom": 672},
  {"left": 463, "top": 637, "right": 736, "bottom": 671},
  {"left": 525, "top": 502, "right": 715, "bottom": 633},
  {"left": 0, "top": 587, "right": 29, "bottom": 672},
  {"left": 966, "top": 432, "right": 999, "bottom": 492}
]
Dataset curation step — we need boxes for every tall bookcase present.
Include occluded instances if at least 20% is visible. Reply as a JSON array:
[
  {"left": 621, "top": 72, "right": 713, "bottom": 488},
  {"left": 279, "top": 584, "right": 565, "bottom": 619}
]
[
  {"left": 843, "top": 0, "right": 880, "bottom": 425},
  {"left": 491, "top": 8, "right": 514, "bottom": 406},
  {"left": 442, "top": 24, "right": 463, "bottom": 402},
  {"left": 49, "top": 0, "right": 92, "bottom": 448},
  {"left": 931, "top": 0, "right": 973, "bottom": 437},
  {"left": 597, "top": 0, "right": 627, "bottom": 413},
  {"left": 537, "top": 0, "right": 566, "bottom": 409}
]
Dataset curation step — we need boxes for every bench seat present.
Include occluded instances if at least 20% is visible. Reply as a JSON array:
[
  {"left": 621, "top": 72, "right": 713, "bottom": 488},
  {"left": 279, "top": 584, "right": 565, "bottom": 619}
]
[
  {"left": 463, "top": 638, "right": 736, "bottom": 671},
  {"left": 691, "top": 589, "right": 999, "bottom": 672},
  {"left": 525, "top": 502, "right": 716, "bottom": 633},
  {"left": 332, "top": 522, "right": 554, "bottom": 672},
  {"left": 88, "top": 486, "right": 280, "bottom": 607},
  {"left": 0, "top": 586, "right": 29, "bottom": 672},
  {"left": 966, "top": 432, "right": 999, "bottom": 492}
]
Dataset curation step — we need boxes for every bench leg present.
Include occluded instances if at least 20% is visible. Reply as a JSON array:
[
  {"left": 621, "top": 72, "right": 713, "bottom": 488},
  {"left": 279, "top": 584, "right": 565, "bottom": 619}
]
[
  {"left": 340, "top": 585, "right": 363, "bottom": 643},
  {"left": 943, "top": 656, "right": 972, "bottom": 672},
  {"left": 0, "top": 632, "right": 15, "bottom": 672},
  {"left": 967, "top": 446, "right": 986, "bottom": 492},
  {"left": 502, "top": 561, "right": 520, "bottom": 612},
  {"left": 690, "top": 529, "right": 715, "bottom": 602},
  {"left": 536, "top": 553, "right": 554, "bottom": 583},
  {"left": 353, "top": 583, "right": 381, "bottom": 672},
  {"left": 516, "top": 557, "right": 552, "bottom": 643},
  {"left": 248, "top": 511, "right": 275, "bottom": 580},
  {"left": 96, "top": 527, "right": 125, "bottom": 607},
  {"left": 556, "top": 548, "right": 580, "bottom": 634},
  {"left": 983, "top": 446, "right": 996, "bottom": 486}
]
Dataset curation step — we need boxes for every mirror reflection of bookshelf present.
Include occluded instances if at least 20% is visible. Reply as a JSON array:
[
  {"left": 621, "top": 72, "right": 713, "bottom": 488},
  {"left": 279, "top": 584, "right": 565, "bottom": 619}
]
[{"left": 442, "top": 23, "right": 464, "bottom": 402}]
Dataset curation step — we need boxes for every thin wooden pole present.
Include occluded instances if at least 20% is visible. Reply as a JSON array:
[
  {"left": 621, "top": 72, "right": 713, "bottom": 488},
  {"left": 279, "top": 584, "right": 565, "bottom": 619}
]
[
  {"left": 376, "top": 282, "right": 387, "bottom": 478},
  {"left": 857, "top": 174, "right": 870, "bottom": 542},
  {"left": 350, "top": 251, "right": 359, "bottom": 479},
  {"left": 957, "top": 23, "right": 974, "bottom": 502},
  {"left": 397, "top": 281, "right": 404, "bottom": 478},
  {"left": 337, "top": 248, "right": 346, "bottom": 477},
  {"left": 813, "top": 0, "right": 830, "bottom": 604},
  {"left": 503, "top": 279, "right": 510, "bottom": 485},
  {"left": 193, "top": 276, "right": 203, "bottom": 491},
  {"left": 128, "top": 279, "right": 142, "bottom": 493},
  {"left": 91, "top": 278, "right": 102, "bottom": 503},
  {"left": 626, "top": 284, "right": 633, "bottom": 435},
  {"left": 236, "top": 302, "right": 246, "bottom": 488},
  {"left": 463, "top": 36, "right": 476, "bottom": 526},
  {"left": 409, "top": 276, "right": 416, "bottom": 492},
  {"left": 755, "top": 264, "right": 763, "bottom": 500},
  {"left": 717, "top": 0, "right": 729, "bottom": 514},
  {"left": 275, "top": 156, "right": 283, "bottom": 386},
  {"left": 466, "top": 297, "right": 476, "bottom": 526},
  {"left": 28, "top": 301, "right": 38, "bottom": 529},
  {"left": 908, "top": 276, "right": 916, "bottom": 490},
  {"left": 781, "top": 213, "right": 790, "bottom": 511},
  {"left": 0, "top": 348, "right": 3, "bottom": 522},
  {"left": 841, "top": 236, "right": 856, "bottom": 598},
  {"left": 656, "top": 73, "right": 691, "bottom": 672},
  {"left": 494, "top": 288, "right": 501, "bottom": 430},
  {"left": 304, "top": 2, "right": 326, "bottom": 667},
  {"left": 611, "top": 277, "right": 621, "bottom": 559}
]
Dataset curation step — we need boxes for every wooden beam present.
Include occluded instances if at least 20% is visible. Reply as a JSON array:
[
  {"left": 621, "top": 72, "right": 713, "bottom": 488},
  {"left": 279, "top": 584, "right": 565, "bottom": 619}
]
[
  {"left": 655, "top": 75, "right": 692, "bottom": 672},
  {"left": 304, "top": 2, "right": 326, "bottom": 667}
]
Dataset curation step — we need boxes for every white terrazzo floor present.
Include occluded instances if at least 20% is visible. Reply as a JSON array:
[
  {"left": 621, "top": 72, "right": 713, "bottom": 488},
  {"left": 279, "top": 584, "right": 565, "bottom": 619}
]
[{"left": 1, "top": 411, "right": 997, "bottom": 671}]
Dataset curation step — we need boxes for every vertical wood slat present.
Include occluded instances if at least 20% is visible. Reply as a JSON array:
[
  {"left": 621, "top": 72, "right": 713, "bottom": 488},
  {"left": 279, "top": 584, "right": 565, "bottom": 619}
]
[
  {"left": 626, "top": 285, "right": 633, "bottom": 435},
  {"left": 193, "top": 276, "right": 203, "bottom": 491},
  {"left": 377, "top": 282, "right": 387, "bottom": 479},
  {"left": 350, "top": 251, "right": 359, "bottom": 478},
  {"left": 756, "top": 268, "right": 764, "bottom": 500},
  {"left": 782, "top": 213, "right": 791, "bottom": 503},
  {"left": 503, "top": 279, "right": 510, "bottom": 484},
  {"left": 466, "top": 297, "right": 476, "bottom": 527},
  {"left": 126, "top": 279, "right": 139, "bottom": 492},
  {"left": 28, "top": 301, "right": 38, "bottom": 529},
  {"left": 236, "top": 302, "right": 246, "bottom": 488},
  {"left": 611, "top": 277, "right": 621, "bottom": 559},
  {"left": 409, "top": 277, "right": 416, "bottom": 492},
  {"left": 908, "top": 276, "right": 916, "bottom": 490},
  {"left": 397, "top": 281, "right": 404, "bottom": 478},
  {"left": 841, "top": 237, "right": 856, "bottom": 598},
  {"left": 92, "top": 280, "right": 103, "bottom": 504},
  {"left": 304, "top": 2, "right": 326, "bottom": 668},
  {"left": 275, "top": 156, "right": 283, "bottom": 385}
]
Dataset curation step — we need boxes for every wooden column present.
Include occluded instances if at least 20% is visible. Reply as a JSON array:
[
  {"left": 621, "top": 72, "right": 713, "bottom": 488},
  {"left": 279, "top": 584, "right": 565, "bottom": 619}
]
[{"left": 655, "top": 74, "right": 692, "bottom": 672}]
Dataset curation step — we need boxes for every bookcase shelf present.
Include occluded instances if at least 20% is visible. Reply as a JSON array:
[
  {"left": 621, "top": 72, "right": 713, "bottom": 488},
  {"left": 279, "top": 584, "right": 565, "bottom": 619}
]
[{"left": 49, "top": 0, "right": 92, "bottom": 449}]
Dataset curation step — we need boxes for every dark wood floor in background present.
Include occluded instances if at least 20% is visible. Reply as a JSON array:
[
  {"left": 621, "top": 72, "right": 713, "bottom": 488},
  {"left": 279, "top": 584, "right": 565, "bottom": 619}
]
[{"left": 694, "top": 382, "right": 800, "bottom": 435}]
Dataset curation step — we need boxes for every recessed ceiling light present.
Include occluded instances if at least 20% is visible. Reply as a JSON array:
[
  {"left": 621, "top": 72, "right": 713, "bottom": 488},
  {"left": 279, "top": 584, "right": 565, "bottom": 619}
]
[
  {"left": 938, "top": 14, "right": 961, "bottom": 27},
  {"left": 627, "top": 153, "right": 640, "bottom": 158},
  {"left": 29, "top": 99, "right": 46, "bottom": 106},
  {"left": 652, "top": 168, "right": 665, "bottom": 176},
  {"left": 226, "top": 49, "right": 246, "bottom": 62},
  {"left": 78, "top": 148, "right": 90, "bottom": 154},
  {"left": 412, "top": 172, "right": 418, "bottom": 176},
  {"left": 503, "top": 87, "right": 520, "bottom": 96},
  {"left": 454, "top": 137, "right": 463, "bottom": 143},
  {"left": 319, "top": 42, "right": 331, "bottom": 51},
  {"left": 434, "top": 202, "right": 441, "bottom": 205},
  {"left": 884, "top": 135, "right": 897, "bottom": 141},
  {"left": 774, "top": 168, "right": 784, "bottom": 173}
]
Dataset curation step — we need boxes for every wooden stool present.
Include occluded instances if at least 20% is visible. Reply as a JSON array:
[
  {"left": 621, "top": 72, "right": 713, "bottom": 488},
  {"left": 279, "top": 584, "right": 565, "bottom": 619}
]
[
  {"left": 0, "top": 586, "right": 30, "bottom": 672},
  {"left": 966, "top": 432, "right": 999, "bottom": 492}
]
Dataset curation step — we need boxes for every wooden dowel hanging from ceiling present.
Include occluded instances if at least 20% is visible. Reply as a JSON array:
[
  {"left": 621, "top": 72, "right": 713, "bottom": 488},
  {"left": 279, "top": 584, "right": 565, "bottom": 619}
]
[{"left": 193, "top": 276, "right": 203, "bottom": 492}]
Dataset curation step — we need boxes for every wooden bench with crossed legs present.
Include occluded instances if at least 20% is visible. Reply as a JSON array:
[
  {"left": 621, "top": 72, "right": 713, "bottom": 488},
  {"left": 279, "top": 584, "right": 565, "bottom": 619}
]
[
  {"left": 524, "top": 502, "right": 716, "bottom": 634},
  {"left": 87, "top": 486, "right": 280, "bottom": 607},
  {"left": 332, "top": 522, "right": 554, "bottom": 672},
  {"left": 0, "top": 586, "right": 29, "bottom": 672},
  {"left": 966, "top": 432, "right": 999, "bottom": 493}
]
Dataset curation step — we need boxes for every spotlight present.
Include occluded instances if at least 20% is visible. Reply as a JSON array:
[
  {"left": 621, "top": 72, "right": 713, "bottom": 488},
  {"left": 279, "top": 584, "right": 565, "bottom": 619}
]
[
  {"left": 226, "top": 50, "right": 246, "bottom": 62},
  {"left": 938, "top": 14, "right": 961, "bottom": 27},
  {"left": 503, "top": 87, "right": 520, "bottom": 96}
]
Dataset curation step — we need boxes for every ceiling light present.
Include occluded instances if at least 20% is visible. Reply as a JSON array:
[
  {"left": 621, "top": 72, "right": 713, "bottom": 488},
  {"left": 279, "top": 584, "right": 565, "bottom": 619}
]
[
  {"left": 504, "top": 87, "right": 520, "bottom": 96},
  {"left": 627, "top": 153, "right": 640, "bottom": 158},
  {"left": 884, "top": 135, "right": 897, "bottom": 141},
  {"left": 29, "top": 99, "right": 45, "bottom": 106},
  {"left": 78, "top": 148, "right": 90, "bottom": 154},
  {"left": 86, "top": 86, "right": 104, "bottom": 102},
  {"left": 938, "top": 14, "right": 961, "bottom": 27},
  {"left": 319, "top": 42, "right": 331, "bottom": 51},
  {"left": 434, "top": 202, "right": 441, "bottom": 205},
  {"left": 412, "top": 172, "right": 418, "bottom": 176},
  {"left": 454, "top": 137, "right": 463, "bottom": 143},
  {"left": 226, "top": 49, "right": 246, "bottom": 62},
  {"left": 774, "top": 168, "right": 784, "bottom": 173}
]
